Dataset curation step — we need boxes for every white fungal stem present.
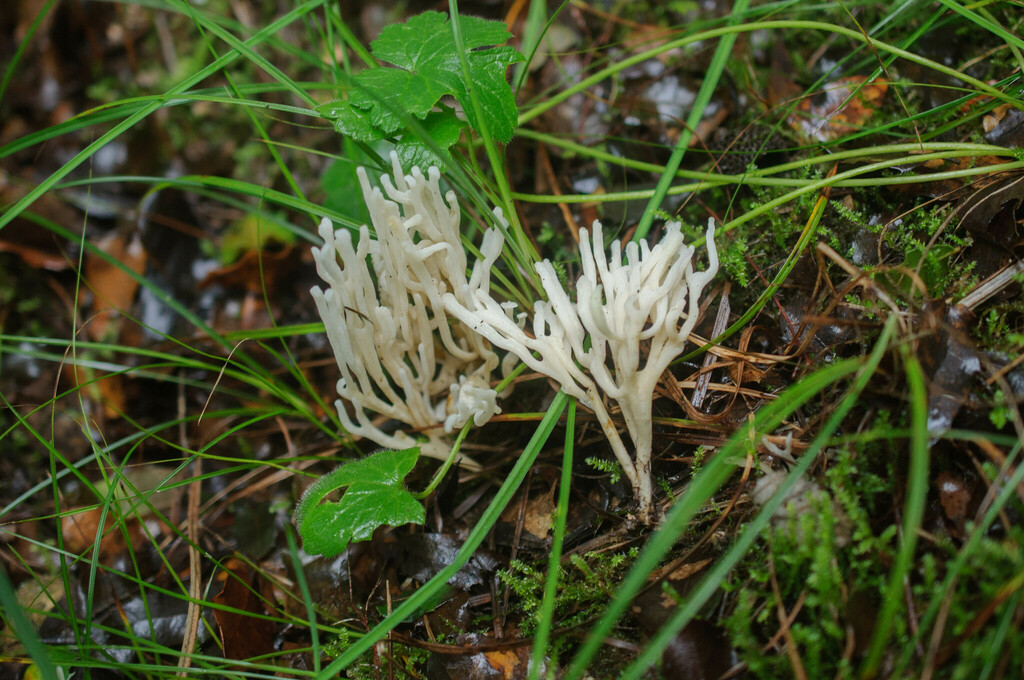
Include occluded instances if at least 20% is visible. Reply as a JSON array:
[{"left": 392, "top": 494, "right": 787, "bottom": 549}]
[
  {"left": 310, "top": 153, "right": 504, "bottom": 465},
  {"left": 445, "top": 218, "right": 719, "bottom": 523}
]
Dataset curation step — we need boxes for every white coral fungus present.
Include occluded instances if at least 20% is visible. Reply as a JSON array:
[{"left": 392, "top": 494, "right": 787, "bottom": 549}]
[
  {"left": 444, "top": 219, "right": 718, "bottom": 521},
  {"left": 310, "top": 152, "right": 503, "bottom": 464}
]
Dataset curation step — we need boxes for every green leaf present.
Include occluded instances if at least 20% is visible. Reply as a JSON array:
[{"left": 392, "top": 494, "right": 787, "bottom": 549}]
[
  {"left": 396, "top": 108, "right": 467, "bottom": 171},
  {"left": 294, "top": 448, "right": 425, "bottom": 557},
  {"left": 319, "top": 11, "right": 522, "bottom": 145},
  {"left": 350, "top": 68, "right": 452, "bottom": 135},
  {"left": 321, "top": 141, "right": 376, "bottom": 223},
  {"left": 317, "top": 99, "right": 385, "bottom": 143},
  {"left": 220, "top": 214, "right": 295, "bottom": 264}
]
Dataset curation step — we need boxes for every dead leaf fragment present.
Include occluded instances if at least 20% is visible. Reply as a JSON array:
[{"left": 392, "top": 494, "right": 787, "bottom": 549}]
[
  {"left": 790, "top": 76, "right": 888, "bottom": 142},
  {"left": 212, "top": 559, "right": 277, "bottom": 660},
  {"left": 85, "top": 231, "right": 146, "bottom": 341},
  {"left": 983, "top": 103, "right": 1024, "bottom": 147},
  {"left": 500, "top": 485, "right": 556, "bottom": 542},
  {"left": 936, "top": 470, "right": 971, "bottom": 524},
  {"left": 484, "top": 648, "right": 529, "bottom": 679},
  {"left": 61, "top": 507, "right": 144, "bottom": 563}
]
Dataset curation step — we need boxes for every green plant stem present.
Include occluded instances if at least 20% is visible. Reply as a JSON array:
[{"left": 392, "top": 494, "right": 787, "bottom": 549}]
[
  {"left": 860, "top": 347, "right": 930, "bottom": 678},
  {"left": 518, "top": 20, "right": 1017, "bottom": 128},
  {"left": 415, "top": 362, "right": 529, "bottom": 500},
  {"left": 529, "top": 398, "right": 576, "bottom": 680},
  {"left": 510, "top": 154, "right": 1024, "bottom": 204},
  {"left": 414, "top": 423, "right": 474, "bottom": 500},
  {"left": 632, "top": 0, "right": 750, "bottom": 243},
  {"left": 515, "top": 130, "right": 1016, "bottom": 192}
]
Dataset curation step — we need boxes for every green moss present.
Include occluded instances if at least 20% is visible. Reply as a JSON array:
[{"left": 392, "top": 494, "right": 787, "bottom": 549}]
[{"left": 498, "top": 547, "right": 640, "bottom": 637}]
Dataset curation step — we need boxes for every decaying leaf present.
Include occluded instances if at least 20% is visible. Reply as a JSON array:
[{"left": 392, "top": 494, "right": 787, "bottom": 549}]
[
  {"left": 212, "top": 559, "right": 277, "bottom": 660},
  {"left": 425, "top": 634, "right": 530, "bottom": 680},
  {"left": 499, "top": 484, "right": 556, "bottom": 542},
  {"left": 61, "top": 507, "right": 144, "bottom": 564},
  {"left": 983, "top": 103, "right": 1024, "bottom": 147},
  {"left": 790, "top": 76, "right": 888, "bottom": 142},
  {"left": 389, "top": 533, "right": 499, "bottom": 590},
  {"left": 936, "top": 469, "right": 971, "bottom": 530},
  {"left": 84, "top": 231, "right": 146, "bottom": 342},
  {"left": 917, "top": 302, "right": 982, "bottom": 437}
]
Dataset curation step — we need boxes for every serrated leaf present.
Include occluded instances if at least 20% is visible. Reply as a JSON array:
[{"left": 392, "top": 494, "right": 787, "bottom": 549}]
[
  {"left": 396, "top": 109, "right": 466, "bottom": 171},
  {"left": 324, "top": 100, "right": 386, "bottom": 143},
  {"left": 351, "top": 68, "right": 454, "bottom": 135},
  {"left": 372, "top": 12, "right": 513, "bottom": 63},
  {"left": 462, "top": 45, "right": 523, "bottom": 142},
  {"left": 315, "top": 100, "right": 351, "bottom": 119},
  {"left": 344, "top": 11, "right": 522, "bottom": 144},
  {"left": 294, "top": 448, "right": 425, "bottom": 557}
]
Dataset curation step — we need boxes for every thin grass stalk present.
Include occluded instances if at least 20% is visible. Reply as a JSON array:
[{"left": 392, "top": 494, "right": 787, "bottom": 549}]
[
  {"left": 632, "top": 0, "right": 751, "bottom": 243},
  {"left": 529, "top": 398, "right": 576, "bottom": 680},
  {"left": 860, "top": 348, "right": 931, "bottom": 677},
  {"left": 518, "top": 19, "right": 1017, "bottom": 128}
]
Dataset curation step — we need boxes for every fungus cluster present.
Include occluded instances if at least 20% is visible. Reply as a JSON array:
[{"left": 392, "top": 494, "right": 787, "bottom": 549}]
[
  {"left": 444, "top": 219, "right": 718, "bottom": 520},
  {"left": 310, "top": 153, "right": 503, "bottom": 464},
  {"left": 312, "top": 155, "right": 718, "bottom": 520}
]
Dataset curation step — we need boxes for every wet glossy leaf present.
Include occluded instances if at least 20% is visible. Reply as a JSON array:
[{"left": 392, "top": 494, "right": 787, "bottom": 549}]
[
  {"left": 294, "top": 448, "right": 425, "bottom": 557},
  {"left": 396, "top": 108, "right": 467, "bottom": 171},
  {"left": 318, "top": 11, "right": 522, "bottom": 144}
]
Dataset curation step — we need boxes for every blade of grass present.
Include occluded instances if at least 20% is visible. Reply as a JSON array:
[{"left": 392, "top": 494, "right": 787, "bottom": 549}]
[
  {"left": 529, "top": 397, "right": 576, "bottom": 680},
  {"left": 517, "top": 20, "right": 1018, "bottom": 128},
  {"left": 0, "top": 567, "right": 60, "bottom": 679},
  {"left": 0, "top": 0, "right": 57, "bottom": 105},
  {"left": 286, "top": 526, "right": 322, "bottom": 673},
  {"left": 679, "top": 177, "right": 828, "bottom": 364},
  {"left": 447, "top": 0, "right": 539, "bottom": 273},
  {"left": 515, "top": 130, "right": 1018, "bottom": 192},
  {"left": 860, "top": 346, "right": 930, "bottom": 678},
  {"left": 563, "top": 358, "right": 864, "bottom": 678},
  {"left": 892, "top": 435, "right": 1024, "bottom": 674},
  {"left": 510, "top": 151, "right": 1024, "bottom": 204},
  {"left": 0, "top": 0, "right": 327, "bottom": 234},
  {"left": 513, "top": 0, "right": 570, "bottom": 95},
  {"left": 935, "top": 0, "right": 1024, "bottom": 53},
  {"left": 170, "top": 0, "right": 317, "bottom": 107},
  {"left": 22, "top": 211, "right": 319, "bottom": 420},
  {"left": 52, "top": 175, "right": 358, "bottom": 234}
]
